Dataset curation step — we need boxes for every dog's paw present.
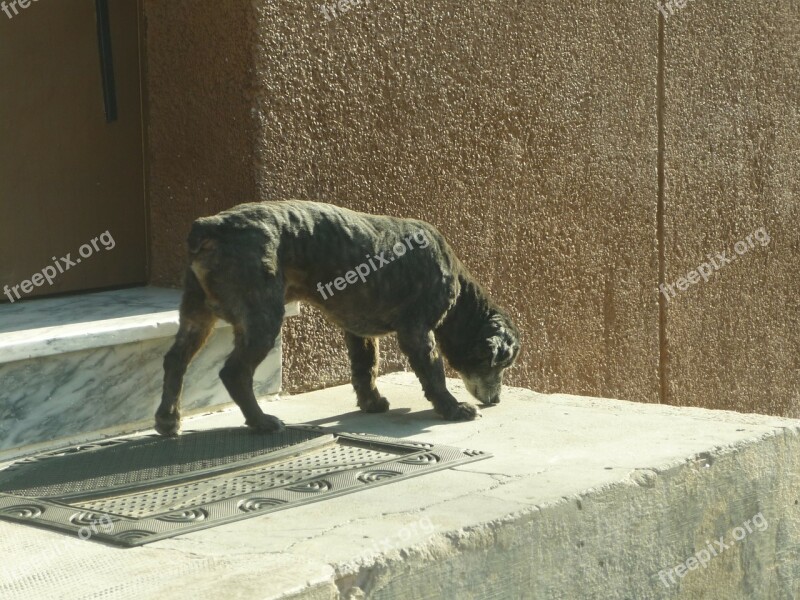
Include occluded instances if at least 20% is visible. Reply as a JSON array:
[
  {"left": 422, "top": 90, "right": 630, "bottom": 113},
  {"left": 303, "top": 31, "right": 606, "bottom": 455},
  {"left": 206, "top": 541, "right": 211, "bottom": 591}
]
[
  {"left": 154, "top": 411, "right": 181, "bottom": 437},
  {"left": 441, "top": 402, "right": 481, "bottom": 422},
  {"left": 358, "top": 395, "right": 390, "bottom": 413},
  {"left": 246, "top": 413, "right": 285, "bottom": 433}
]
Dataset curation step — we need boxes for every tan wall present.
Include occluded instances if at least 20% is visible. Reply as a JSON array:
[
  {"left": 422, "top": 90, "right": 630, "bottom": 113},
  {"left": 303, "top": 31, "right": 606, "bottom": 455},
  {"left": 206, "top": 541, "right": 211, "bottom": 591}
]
[
  {"left": 143, "top": 0, "right": 259, "bottom": 284},
  {"left": 143, "top": 0, "right": 798, "bottom": 416},
  {"left": 663, "top": 0, "right": 800, "bottom": 414}
]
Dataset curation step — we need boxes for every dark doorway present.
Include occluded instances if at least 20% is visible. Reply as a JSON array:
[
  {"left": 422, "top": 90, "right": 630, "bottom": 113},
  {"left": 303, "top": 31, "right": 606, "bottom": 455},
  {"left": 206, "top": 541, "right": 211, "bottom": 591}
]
[{"left": 0, "top": 0, "right": 146, "bottom": 302}]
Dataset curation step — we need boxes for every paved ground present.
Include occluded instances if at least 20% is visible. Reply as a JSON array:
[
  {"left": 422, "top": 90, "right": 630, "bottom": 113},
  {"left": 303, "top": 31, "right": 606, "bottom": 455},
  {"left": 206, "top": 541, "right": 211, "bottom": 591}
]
[{"left": 1, "top": 372, "right": 799, "bottom": 599}]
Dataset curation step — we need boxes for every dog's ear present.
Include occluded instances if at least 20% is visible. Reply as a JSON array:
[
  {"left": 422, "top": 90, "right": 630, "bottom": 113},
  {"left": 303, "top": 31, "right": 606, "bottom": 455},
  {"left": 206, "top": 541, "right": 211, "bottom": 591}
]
[
  {"left": 486, "top": 312, "right": 520, "bottom": 368},
  {"left": 490, "top": 336, "right": 518, "bottom": 368}
]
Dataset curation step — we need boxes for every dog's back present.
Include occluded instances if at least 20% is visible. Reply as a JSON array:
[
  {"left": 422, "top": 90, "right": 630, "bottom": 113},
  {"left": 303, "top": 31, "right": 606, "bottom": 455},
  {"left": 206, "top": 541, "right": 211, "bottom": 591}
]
[{"left": 186, "top": 200, "right": 463, "bottom": 336}]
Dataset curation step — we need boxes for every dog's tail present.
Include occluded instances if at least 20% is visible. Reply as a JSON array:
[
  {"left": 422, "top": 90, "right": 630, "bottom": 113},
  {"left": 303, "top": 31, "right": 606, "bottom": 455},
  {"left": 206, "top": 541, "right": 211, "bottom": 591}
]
[{"left": 187, "top": 218, "right": 223, "bottom": 256}]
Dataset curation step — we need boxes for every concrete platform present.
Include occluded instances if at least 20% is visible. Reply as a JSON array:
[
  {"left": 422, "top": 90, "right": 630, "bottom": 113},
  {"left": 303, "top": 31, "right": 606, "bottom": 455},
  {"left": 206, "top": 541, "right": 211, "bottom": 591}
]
[{"left": 1, "top": 372, "right": 799, "bottom": 599}]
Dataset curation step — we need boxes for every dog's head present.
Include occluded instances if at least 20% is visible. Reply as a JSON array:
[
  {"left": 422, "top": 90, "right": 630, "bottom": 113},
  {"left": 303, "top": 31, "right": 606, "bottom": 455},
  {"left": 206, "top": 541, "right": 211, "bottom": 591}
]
[{"left": 454, "top": 311, "right": 520, "bottom": 406}]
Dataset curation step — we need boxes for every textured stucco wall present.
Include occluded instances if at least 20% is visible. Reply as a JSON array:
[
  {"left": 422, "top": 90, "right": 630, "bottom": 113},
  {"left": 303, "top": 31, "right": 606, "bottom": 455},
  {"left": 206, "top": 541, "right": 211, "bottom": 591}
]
[
  {"left": 249, "top": 0, "right": 661, "bottom": 401},
  {"left": 662, "top": 0, "right": 800, "bottom": 414},
  {"left": 143, "top": 1, "right": 798, "bottom": 416},
  {"left": 143, "top": 0, "right": 259, "bottom": 285}
]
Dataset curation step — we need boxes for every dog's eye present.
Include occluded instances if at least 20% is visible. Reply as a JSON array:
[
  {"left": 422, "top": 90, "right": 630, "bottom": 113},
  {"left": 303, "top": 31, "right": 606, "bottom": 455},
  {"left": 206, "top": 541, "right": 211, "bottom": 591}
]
[
  {"left": 490, "top": 339, "right": 516, "bottom": 367},
  {"left": 492, "top": 347, "right": 510, "bottom": 367}
]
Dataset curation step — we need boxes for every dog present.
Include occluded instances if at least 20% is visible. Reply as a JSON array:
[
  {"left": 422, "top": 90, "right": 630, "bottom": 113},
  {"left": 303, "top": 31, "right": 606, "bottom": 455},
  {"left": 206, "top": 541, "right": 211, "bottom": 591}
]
[{"left": 156, "top": 200, "right": 520, "bottom": 436}]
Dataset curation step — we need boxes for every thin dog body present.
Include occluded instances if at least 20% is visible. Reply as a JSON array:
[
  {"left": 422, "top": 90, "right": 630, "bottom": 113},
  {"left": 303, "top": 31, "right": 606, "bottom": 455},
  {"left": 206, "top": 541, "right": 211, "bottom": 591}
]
[{"left": 156, "top": 200, "right": 520, "bottom": 436}]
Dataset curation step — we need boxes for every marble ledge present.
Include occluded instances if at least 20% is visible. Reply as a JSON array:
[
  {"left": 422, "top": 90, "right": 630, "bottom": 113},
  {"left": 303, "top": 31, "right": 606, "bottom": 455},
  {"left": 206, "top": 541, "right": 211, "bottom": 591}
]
[
  {"left": 0, "top": 287, "right": 300, "bottom": 363},
  {"left": 0, "top": 287, "right": 292, "bottom": 454}
]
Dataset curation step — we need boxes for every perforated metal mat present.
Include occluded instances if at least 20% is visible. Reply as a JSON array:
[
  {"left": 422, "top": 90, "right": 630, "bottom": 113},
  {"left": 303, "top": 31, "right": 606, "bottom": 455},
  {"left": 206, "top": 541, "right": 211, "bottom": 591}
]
[{"left": 0, "top": 426, "right": 489, "bottom": 547}]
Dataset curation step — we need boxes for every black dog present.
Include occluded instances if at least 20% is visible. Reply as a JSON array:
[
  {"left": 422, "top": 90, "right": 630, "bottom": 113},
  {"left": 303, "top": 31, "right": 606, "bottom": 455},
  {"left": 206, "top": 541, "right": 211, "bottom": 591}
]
[{"left": 156, "top": 201, "right": 520, "bottom": 436}]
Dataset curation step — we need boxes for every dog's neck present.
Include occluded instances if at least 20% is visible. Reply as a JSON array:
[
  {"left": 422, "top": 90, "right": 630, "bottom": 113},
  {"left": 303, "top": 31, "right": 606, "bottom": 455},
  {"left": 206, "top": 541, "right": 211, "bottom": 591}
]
[{"left": 435, "top": 274, "right": 494, "bottom": 366}]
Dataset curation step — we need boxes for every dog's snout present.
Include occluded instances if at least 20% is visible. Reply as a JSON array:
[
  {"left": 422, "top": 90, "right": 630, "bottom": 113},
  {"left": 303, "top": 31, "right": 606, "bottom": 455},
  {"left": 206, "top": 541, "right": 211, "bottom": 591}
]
[{"left": 479, "top": 393, "right": 501, "bottom": 406}]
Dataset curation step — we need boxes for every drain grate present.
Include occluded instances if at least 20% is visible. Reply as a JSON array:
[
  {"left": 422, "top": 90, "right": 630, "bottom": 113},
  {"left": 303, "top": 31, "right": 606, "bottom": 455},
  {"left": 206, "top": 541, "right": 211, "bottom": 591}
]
[{"left": 0, "top": 426, "right": 489, "bottom": 547}]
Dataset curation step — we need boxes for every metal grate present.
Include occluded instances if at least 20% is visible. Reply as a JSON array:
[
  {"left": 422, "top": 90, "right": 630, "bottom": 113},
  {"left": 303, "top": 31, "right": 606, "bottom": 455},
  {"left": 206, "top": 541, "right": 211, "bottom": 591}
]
[
  {"left": 0, "top": 428, "right": 321, "bottom": 498},
  {"left": 75, "top": 442, "right": 397, "bottom": 519},
  {"left": 0, "top": 426, "right": 489, "bottom": 547}
]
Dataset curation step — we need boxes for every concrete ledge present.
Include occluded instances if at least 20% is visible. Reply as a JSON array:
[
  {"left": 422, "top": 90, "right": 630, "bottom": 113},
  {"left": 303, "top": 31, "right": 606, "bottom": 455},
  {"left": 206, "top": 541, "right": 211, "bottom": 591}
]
[{"left": 1, "top": 373, "right": 799, "bottom": 599}]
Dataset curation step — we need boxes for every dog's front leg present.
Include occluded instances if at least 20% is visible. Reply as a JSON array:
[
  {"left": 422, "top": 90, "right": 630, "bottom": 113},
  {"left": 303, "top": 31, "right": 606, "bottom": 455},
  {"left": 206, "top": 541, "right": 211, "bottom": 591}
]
[
  {"left": 156, "top": 270, "right": 216, "bottom": 436},
  {"left": 396, "top": 328, "right": 479, "bottom": 421},
  {"left": 344, "top": 332, "right": 390, "bottom": 413}
]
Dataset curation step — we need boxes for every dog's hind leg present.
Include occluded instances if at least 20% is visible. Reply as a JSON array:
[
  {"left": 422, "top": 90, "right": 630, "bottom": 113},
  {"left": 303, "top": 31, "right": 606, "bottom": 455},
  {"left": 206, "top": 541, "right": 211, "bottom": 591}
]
[
  {"left": 156, "top": 269, "right": 216, "bottom": 436},
  {"left": 219, "top": 282, "right": 285, "bottom": 433},
  {"left": 396, "top": 328, "right": 479, "bottom": 421},
  {"left": 344, "top": 332, "right": 390, "bottom": 413}
]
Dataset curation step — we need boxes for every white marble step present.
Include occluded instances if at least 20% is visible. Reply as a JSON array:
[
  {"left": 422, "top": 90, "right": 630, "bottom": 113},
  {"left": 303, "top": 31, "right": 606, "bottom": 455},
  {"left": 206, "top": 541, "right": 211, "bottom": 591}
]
[{"left": 0, "top": 287, "right": 297, "bottom": 458}]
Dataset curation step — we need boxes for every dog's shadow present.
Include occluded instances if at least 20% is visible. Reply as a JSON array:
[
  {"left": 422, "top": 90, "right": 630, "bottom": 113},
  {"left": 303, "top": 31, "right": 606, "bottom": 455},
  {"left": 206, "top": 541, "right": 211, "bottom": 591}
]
[
  {"left": 0, "top": 407, "right": 483, "bottom": 501},
  {"left": 303, "top": 407, "right": 457, "bottom": 438}
]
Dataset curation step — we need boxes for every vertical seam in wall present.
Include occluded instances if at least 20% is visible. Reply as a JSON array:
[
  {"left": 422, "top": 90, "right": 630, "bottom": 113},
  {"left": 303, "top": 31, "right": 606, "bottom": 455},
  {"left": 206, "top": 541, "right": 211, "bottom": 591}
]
[
  {"left": 137, "top": 0, "right": 152, "bottom": 284},
  {"left": 247, "top": 1, "right": 261, "bottom": 200},
  {"left": 656, "top": 12, "right": 669, "bottom": 405}
]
